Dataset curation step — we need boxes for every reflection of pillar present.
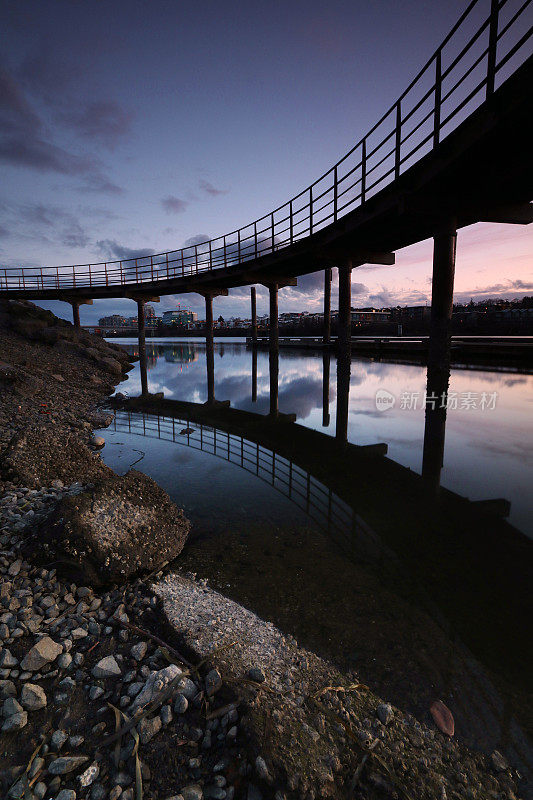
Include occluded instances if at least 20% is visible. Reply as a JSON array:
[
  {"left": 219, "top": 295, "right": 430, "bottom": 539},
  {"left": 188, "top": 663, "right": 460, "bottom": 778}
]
[
  {"left": 269, "top": 345, "right": 279, "bottom": 417},
  {"left": 71, "top": 301, "right": 81, "bottom": 331},
  {"left": 269, "top": 284, "right": 279, "bottom": 416},
  {"left": 137, "top": 299, "right": 148, "bottom": 396},
  {"left": 323, "top": 268, "right": 332, "bottom": 344},
  {"left": 322, "top": 351, "right": 331, "bottom": 427},
  {"left": 337, "top": 264, "right": 352, "bottom": 356},
  {"left": 252, "top": 347, "right": 258, "bottom": 403},
  {"left": 336, "top": 348, "right": 351, "bottom": 443},
  {"left": 251, "top": 287, "right": 257, "bottom": 344},
  {"left": 205, "top": 293, "right": 215, "bottom": 405},
  {"left": 422, "top": 223, "right": 457, "bottom": 491},
  {"left": 422, "top": 363, "right": 450, "bottom": 493}
]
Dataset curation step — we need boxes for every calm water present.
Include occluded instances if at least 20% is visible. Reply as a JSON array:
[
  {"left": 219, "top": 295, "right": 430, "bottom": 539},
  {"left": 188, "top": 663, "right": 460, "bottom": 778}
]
[
  {"left": 96, "top": 337, "right": 533, "bottom": 780},
  {"left": 108, "top": 337, "right": 533, "bottom": 535}
]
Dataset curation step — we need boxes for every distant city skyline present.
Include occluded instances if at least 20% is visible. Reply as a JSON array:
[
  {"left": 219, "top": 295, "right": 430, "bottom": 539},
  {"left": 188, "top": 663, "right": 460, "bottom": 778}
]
[{"left": 1, "top": 1, "right": 532, "bottom": 325}]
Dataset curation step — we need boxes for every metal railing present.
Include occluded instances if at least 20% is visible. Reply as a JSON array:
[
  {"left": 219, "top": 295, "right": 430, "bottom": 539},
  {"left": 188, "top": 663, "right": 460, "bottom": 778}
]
[{"left": 1, "top": 0, "right": 532, "bottom": 293}]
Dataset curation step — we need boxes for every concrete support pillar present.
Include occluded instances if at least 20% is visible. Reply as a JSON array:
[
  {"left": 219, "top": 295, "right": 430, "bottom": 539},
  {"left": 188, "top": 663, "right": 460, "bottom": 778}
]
[
  {"left": 251, "top": 347, "right": 257, "bottom": 403},
  {"left": 322, "top": 351, "right": 331, "bottom": 427},
  {"left": 71, "top": 301, "right": 81, "bottom": 331},
  {"left": 422, "top": 222, "right": 457, "bottom": 491},
  {"left": 137, "top": 299, "right": 148, "bottom": 397},
  {"left": 251, "top": 287, "right": 257, "bottom": 345},
  {"left": 323, "top": 268, "right": 332, "bottom": 344},
  {"left": 337, "top": 264, "right": 352, "bottom": 355},
  {"left": 205, "top": 293, "right": 215, "bottom": 405}
]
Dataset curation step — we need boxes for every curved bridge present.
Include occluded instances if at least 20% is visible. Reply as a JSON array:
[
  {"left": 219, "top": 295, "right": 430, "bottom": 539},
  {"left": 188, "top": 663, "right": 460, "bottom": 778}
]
[{"left": 1, "top": 0, "right": 532, "bottom": 301}]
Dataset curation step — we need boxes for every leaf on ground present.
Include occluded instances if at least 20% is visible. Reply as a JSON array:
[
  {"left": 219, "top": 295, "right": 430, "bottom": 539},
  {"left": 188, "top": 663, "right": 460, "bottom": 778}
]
[{"left": 430, "top": 699, "right": 455, "bottom": 736}]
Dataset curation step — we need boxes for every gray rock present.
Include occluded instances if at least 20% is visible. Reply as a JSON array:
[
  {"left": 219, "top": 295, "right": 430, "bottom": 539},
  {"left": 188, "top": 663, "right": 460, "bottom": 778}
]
[
  {"left": 0, "top": 648, "right": 18, "bottom": 667},
  {"left": 89, "top": 686, "right": 105, "bottom": 700},
  {"left": 174, "top": 693, "right": 188, "bottom": 714},
  {"left": 56, "top": 791, "right": 77, "bottom": 800},
  {"left": 181, "top": 785, "right": 203, "bottom": 800},
  {"left": 130, "top": 641, "right": 147, "bottom": 661},
  {"left": 205, "top": 669, "right": 222, "bottom": 696},
  {"left": 51, "top": 729, "right": 69, "bottom": 751},
  {"left": 177, "top": 677, "right": 198, "bottom": 701},
  {"left": 3, "top": 697, "right": 23, "bottom": 717},
  {"left": 91, "top": 784, "right": 106, "bottom": 800},
  {"left": 161, "top": 704, "right": 173, "bottom": 725},
  {"left": 2, "top": 710, "right": 27, "bottom": 731},
  {"left": 21, "top": 683, "right": 47, "bottom": 710},
  {"left": 130, "top": 664, "right": 182, "bottom": 711},
  {"left": 0, "top": 679, "right": 16, "bottom": 698},
  {"left": 139, "top": 715, "right": 162, "bottom": 744},
  {"left": 247, "top": 667, "right": 265, "bottom": 683},
  {"left": 255, "top": 757, "right": 272, "bottom": 784},
  {"left": 48, "top": 756, "right": 90, "bottom": 775},
  {"left": 491, "top": 750, "right": 508, "bottom": 772},
  {"left": 92, "top": 656, "right": 121, "bottom": 679},
  {"left": 21, "top": 636, "right": 62, "bottom": 671},
  {"left": 376, "top": 703, "right": 394, "bottom": 726}
]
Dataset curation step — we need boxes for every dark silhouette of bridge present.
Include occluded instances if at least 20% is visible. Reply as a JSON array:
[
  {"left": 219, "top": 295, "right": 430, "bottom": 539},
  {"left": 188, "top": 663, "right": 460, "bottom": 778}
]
[{"left": 1, "top": 0, "right": 532, "bottom": 477}]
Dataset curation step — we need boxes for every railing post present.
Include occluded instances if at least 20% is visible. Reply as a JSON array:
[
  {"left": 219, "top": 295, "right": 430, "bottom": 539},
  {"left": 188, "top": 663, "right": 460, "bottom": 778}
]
[
  {"left": 105, "top": 263, "right": 108, "bottom": 286},
  {"left": 395, "top": 101, "right": 402, "bottom": 179},
  {"left": 89, "top": 265, "right": 92, "bottom": 288},
  {"left": 166, "top": 252, "right": 169, "bottom": 279},
  {"left": 223, "top": 235, "right": 227, "bottom": 267},
  {"left": 254, "top": 222, "right": 258, "bottom": 258},
  {"left": 434, "top": 50, "right": 442, "bottom": 147},
  {"left": 135, "top": 259, "right": 138, "bottom": 283},
  {"left": 361, "top": 138, "right": 366, "bottom": 203},
  {"left": 195, "top": 245, "right": 198, "bottom": 274},
  {"left": 40, "top": 267, "right": 44, "bottom": 290},
  {"left": 150, "top": 255, "right": 154, "bottom": 282},
  {"left": 71, "top": 267, "right": 74, "bottom": 289},
  {"left": 209, "top": 240, "right": 212, "bottom": 270},
  {"left": 55, "top": 268, "right": 58, "bottom": 290},
  {"left": 271, "top": 213, "right": 275, "bottom": 252},
  {"left": 238, "top": 229, "right": 241, "bottom": 263},
  {"left": 181, "top": 250, "right": 185, "bottom": 276},
  {"left": 334, "top": 166, "right": 338, "bottom": 222},
  {"left": 290, "top": 200, "right": 294, "bottom": 244},
  {"left": 486, "top": 0, "right": 499, "bottom": 97},
  {"left": 309, "top": 186, "right": 313, "bottom": 234}
]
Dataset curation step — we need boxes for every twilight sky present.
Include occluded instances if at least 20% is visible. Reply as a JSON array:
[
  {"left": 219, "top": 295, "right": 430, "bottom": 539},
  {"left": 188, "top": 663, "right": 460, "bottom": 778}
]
[{"left": 1, "top": 0, "right": 531, "bottom": 324}]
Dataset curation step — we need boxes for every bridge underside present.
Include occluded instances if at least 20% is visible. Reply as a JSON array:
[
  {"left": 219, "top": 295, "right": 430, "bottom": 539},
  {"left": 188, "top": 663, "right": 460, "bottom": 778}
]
[{"left": 3, "top": 57, "right": 532, "bottom": 303}]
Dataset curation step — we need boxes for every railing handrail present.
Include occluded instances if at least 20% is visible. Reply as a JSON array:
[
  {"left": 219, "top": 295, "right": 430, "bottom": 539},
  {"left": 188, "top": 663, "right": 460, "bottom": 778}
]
[{"left": 1, "top": 0, "right": 531, "bottom": 291}]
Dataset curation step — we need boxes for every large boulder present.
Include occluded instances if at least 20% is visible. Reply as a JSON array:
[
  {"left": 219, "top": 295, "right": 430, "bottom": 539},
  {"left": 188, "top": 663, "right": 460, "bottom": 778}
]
[{"left": 37, "top": 470, "right": 190, "bottom": 586}]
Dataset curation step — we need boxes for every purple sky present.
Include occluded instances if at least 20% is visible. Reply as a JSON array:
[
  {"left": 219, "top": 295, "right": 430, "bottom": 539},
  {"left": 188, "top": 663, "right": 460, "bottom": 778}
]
[{"left": 1, "top": 0, "right": 531, "bottom": 324}]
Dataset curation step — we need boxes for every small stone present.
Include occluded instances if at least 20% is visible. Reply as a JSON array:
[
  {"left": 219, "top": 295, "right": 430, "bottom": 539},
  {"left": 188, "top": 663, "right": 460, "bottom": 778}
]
[
  {"left": 89, "top": 686, "right": 105, "bottom": 700},
  {"left": 174, "top": 693, "right": 188, "bottom": 714},
  {"left": 161, "top": 704, "right": 173, "bottom": 725},
  {"left": 247, "top": 667, "right": 265, "bottom": 683},
  {"left": 178, "top": 677, "right": 198, "bottom": 701},
  {"left": 21, "top": 636, "right": 62, "bottom": 671},
  {"left": 205, "top": 669, "right": 222, "bottom": 696},
  {"left": 2, "top": 710, "right": 27, "bottom": 731},
  {"left": 51, "top": 729, "right": 69, "bottom": 751},
  {"left": 58, "top": 653, "right": 73, "bottom": 669},
  {"left": 139, "top": 715, "right": 162, "bottom": 744},
  {"left": 130, "top": 641, "right": 148, "bottom": 661},
  {"left": 92, "top": 655, "right": 121, "bottom": 679},
  {"left": 0, "top": 648, "right": 18, "bottom": 668},
  {"left": 376, "top": 703, "right": 394, "bottom": 726},
  {"left": 255, "top": 757, "right": 272, "bottom": 784},
  {"left": 93, "top": 436, "right": 105, "bottom": 448},
  {"left": 21, "top": 683, "right": 47, "bottom": 710},
  {"left": 491, "top": 750, "right": 508, "bottom": 772},
  {"left": 0, "top": 679, "right": 16, "bottom": 698},
  {"left": 91, "top": 784, "right": 106, "bottom": 800},
  {"left": 181, "top": 785, "right": 203, "bottom": 800},
  {"left": 48, "top": 756, "right": 90, "bottom": 775},
  {"left": 33, "top": 782, "right": 46, "bottom": 800},
  {"left": 78, "top": 761, "right": 100, "bottom": 787},
  {"left": 56, "top": 791, "right": 77, "bottom": 800}
]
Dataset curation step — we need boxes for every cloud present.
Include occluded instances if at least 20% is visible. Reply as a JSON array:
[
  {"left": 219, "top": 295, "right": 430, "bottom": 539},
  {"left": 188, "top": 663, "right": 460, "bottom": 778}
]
[
  {"left": 0, "top": 223, "right": 10, "bottom": 238},
  {"left": 199, "top": 179, "right": 228, "bottom": 197},
  {"left": 95, "top": 239, "right": 155, "bottom": 261},
  {"left": 0, "top": 59, "right": 122, "bottom": 194},
  {"left": 161, "top": 196, "right": 188, "bottom": 214},
  {"left": 183, "top": 234, "right": 210, "bottom": 248},
  {"left": 60, "top": 100, "right": 133, "bottom": 150},
  {"left": 0, "top": 201, "right": 91, "bottom": 250}
]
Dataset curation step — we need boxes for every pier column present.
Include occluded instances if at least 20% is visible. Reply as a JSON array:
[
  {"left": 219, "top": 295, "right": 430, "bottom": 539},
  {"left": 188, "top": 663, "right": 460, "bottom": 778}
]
[
  {"left": 269, "top": 284, "right": 279, "bottom": 416},
  {"left": 422, "top": 221, "right": 457, "bottom": 492},
  {"left": 137, "top": 299, "right": 148, "bottom": 397},
  {"left": 337, "top": 263, "right": 352, "bottom": 356},
  {"left": 251, "top": 287, "right": 257, "bottom": 345},
  {"left": 71, "top": 301, "right": 81, "bottom": 331},
  {"left": 323, "top": 268, "right": 332, "bottom": 344},
  {"left": 322, "top": 351, "right": 331, "bottom": 427}
]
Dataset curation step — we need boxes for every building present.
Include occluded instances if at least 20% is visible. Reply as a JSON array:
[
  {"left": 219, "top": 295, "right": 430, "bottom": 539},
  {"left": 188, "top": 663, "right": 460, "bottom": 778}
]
[
  {"left": 98, "top": 314, "right": 128, "bottom": 327},
  {"left": 161, "top": 309, "right": 198, "bottom": 327},
  {"left": 351, "top": 309, "right": 391, "bottom": 323},
  {"left": 400, "top": 305, "right": 431, "bottom": 321}
]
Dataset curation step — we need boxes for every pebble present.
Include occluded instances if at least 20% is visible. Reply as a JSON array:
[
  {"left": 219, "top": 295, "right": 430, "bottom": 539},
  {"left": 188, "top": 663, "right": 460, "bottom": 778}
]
[
  {"left": 205, "top": 668, "right": 222, "bottom": 696},
  {"left": 20, "top": 682, "right": 47, "bottom": 710},
  {"left": 20, "top": 636, "right": 62, "bottom": 671},
  {"left": 181, "top": 785, "right": 204, "bottom": 800},
  {"left": 1, "top": 710, "right": 27, "bottom": 731},
  {"left": 48, "top": 756, "right": 90, "bottom": 775},
  {"left": 377, "top": 702, "right": 394, "bottom": 726},
  {"left": 78, "top": 761, "right": 100, "bottom": 787},
  {"left": 92, "top": 655, "right": 121, "bottom": 678},
  {"left": 174, "top": 693, "right": 188, "bottom": 714}
]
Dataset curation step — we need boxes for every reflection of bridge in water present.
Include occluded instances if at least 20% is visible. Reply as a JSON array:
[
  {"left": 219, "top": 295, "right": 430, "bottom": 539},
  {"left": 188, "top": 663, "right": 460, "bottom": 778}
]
[{"left": 107, "top": 398, "right": 533, "bottom": 781}]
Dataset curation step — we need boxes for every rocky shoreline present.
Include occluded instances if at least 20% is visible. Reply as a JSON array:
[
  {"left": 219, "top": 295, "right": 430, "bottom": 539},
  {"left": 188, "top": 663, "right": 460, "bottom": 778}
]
[{"left": 0, "top": 299, "right": 528, "bottom": 800}]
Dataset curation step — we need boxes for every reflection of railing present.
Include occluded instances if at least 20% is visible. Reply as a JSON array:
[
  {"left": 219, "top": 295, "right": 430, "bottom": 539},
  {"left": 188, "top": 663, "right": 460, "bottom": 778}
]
[
  {"left": 111, "top": 410, "right": 373, "bottom": 554},
  {"left": 2, "top": 0, "right": 532, "bottom": 291}
]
